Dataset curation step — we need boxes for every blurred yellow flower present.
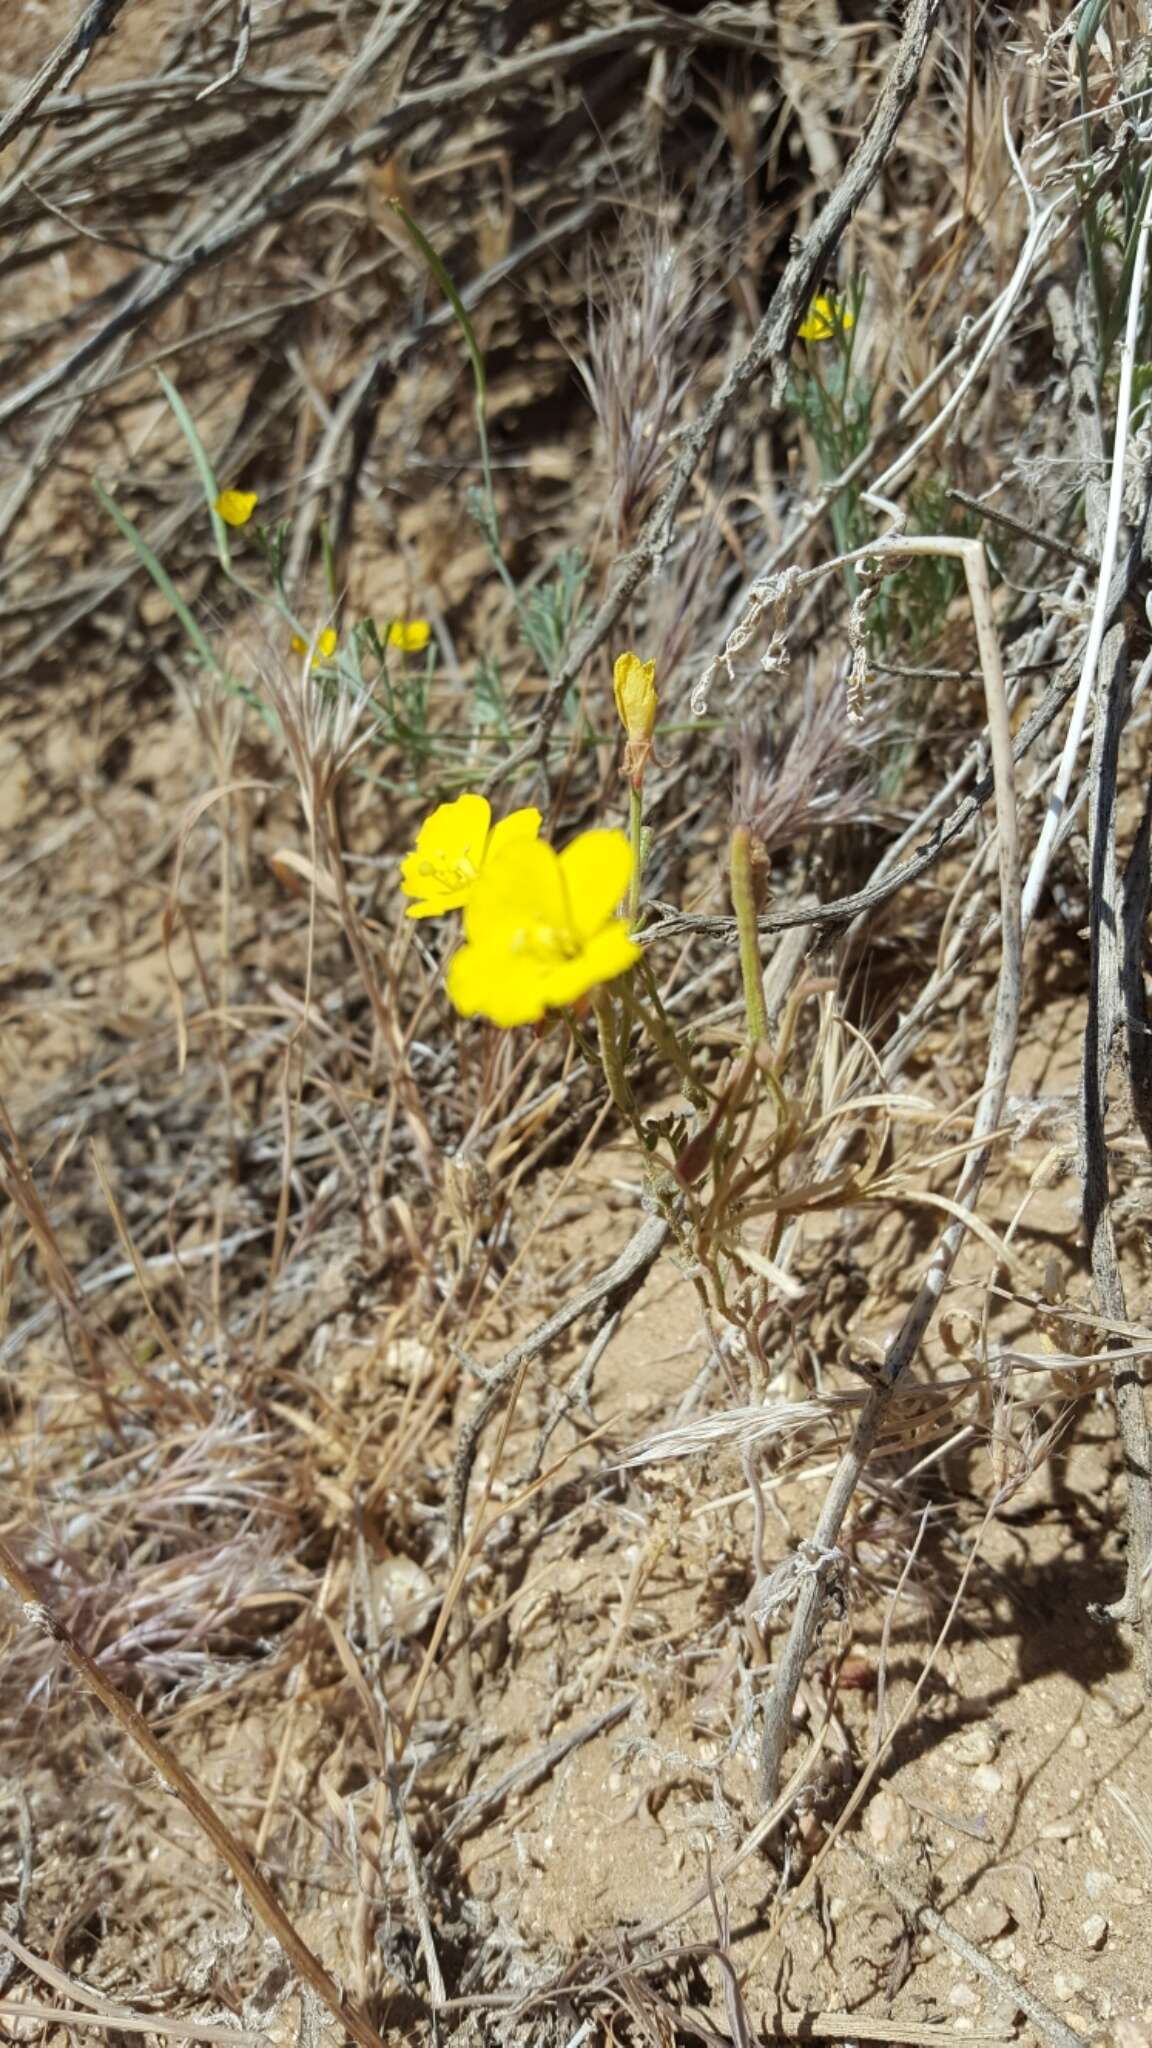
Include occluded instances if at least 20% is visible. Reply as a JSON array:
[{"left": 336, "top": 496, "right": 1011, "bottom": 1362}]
[
  {"left": 798, "top": 294, "right": 854, "bottom": 343},
  {"left": 447, "top": 829, "right": 641, "bottom": 1026},
  {"left": 400, "top": 792, "right": 541, "bottom": 920},
  {"left": 388, "top": 618, "right": 431, "bottom": 653},
  {"left": 613, "top": 650, "right": 657, "bottom": 788},
  {"left": 214, "top": 489, "right": 258, "bottom": 527},
  {"left": 291, "top": 626, "right": 339, "bottom": 664}
]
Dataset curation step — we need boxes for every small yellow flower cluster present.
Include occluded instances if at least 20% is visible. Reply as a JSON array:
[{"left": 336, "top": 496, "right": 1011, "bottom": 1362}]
[
  {"left": 798, "top": 293, "right": 854, "bottom": 344},
  {"left": 400, "top": 793, "right": 639, "bottom": 1026},
  {"left": 215, "top": 489, "right": 258, "bottom": 527},
  {"left": 388, "top": 618, "right": 431, "bottom": 653},
  {"left": 286, "top": 617, "right": 431, "bottom": 668},
  {"left": 291, "top": 626, "right": 339, "bottom": 666}
]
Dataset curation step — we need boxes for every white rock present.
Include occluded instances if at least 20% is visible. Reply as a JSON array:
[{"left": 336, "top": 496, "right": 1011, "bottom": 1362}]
[
  {"left": 1040, "top": 1816, "right": 1080, "bottom": 1840},
  {"left": 1053, "top": 1972, "right": 1086, "bottom": 2000},
  {"left": 972, "top": 1763, "right": 1003, "bottom": 1796},
  {"left": 1084, "top": 1868, "right": 1116, "bottom": 1900},
  {"left": 967, "top": 1898, "right": 1012, "bottom": 1940},
  {"left": 949, "top": 1724, "right": 1000, "bottom": 1766},
  {"left": 866, "top": 1790, "right": 910, "bottom": 1851},
  {"left": 1069, "top": 1724, "right": 1089, "bottom": 1748},
  {"left": 1082, "top": 1914, "right": 1108, "bottom": 1949},
  {"left": 949, "top": 1982, "right": 980, "bottom": 2009}
]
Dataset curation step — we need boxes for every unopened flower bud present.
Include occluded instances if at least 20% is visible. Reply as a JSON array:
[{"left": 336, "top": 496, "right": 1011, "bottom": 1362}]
[{"left": 613, "top": 651, "right": 657, "bottom": 788}]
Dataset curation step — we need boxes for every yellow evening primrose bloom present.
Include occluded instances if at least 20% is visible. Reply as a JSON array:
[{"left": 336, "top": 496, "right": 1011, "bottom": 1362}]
[
  {"left": 214, "top": 489, "right": 258, "bottom": 527},
  {"left": 400, "top": 792, "right": 541, "bottom": 920},
  {"left": 447, "top": 829, "right": 641, "bottom": 1027},
  {"left": 291, "top": 626, "right": 339, "bottom": 663},
  {"left": 798, "top": 294, "right": 854, "bottom": 343},
  {"left": 388, "top": 618, "right": 432, "bottom": 653},
  {"left": 613, "top": 650, "right": 657, "bottom": 788}
]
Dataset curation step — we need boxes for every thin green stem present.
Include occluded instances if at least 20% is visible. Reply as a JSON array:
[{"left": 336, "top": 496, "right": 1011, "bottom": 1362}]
[
  {"left": 628, "top": 783, "right": 643, "bottom": 928},
  {"left": 593, "top": 988, "right": 635, "bottom": 1120},
  {"left": 622, "top": 981, "right": 707, "bottom": 1110},
  {"left": 730, "top": 826, "right": 768, "bottom": 1046}
]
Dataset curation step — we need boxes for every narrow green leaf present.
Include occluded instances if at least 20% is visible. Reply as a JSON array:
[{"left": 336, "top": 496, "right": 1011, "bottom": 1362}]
[
  {"left": 156, "top": 369, "right": 231, "bottom": 570},
  {"left": 93, "top": 479, "right": 222, "bottom": 676}
]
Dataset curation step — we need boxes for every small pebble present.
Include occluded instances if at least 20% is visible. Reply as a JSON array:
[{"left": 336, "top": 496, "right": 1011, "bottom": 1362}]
[
  {"left": 866, "top": 1789, "right": 910, "bottom": 1851},
  {"left": 1090, "top": 1695, "right": 1120, "bottom": 1727},
  {"left": 1054, "top": 1972, "right": 1086, "bottom": 2001},
  {"left": 1069, "top": 1724, "right": 1089, "bottom": 1749},
  {"left": 1082, "top": 1913, "right": 1108, "bottom": 1950},
  {"left": 1085, "top": 1868, "right": 1115, "bottom": 1901},
  {"left": 949, "top": 1724, "right": 1000, "bottom": 1766},
  {"left": 972, "top": 1763, "right": 1002, "bottom": 1796},
  {"left": 949, "top": 1982, "right": 980, "bottom": 2010},
  {"left": 1040, "top": 1816, "right": 1080, "bottom": 1840},
  {"left": 1117, "top": 1882, "right": 1144, "bottom": 1905},
  {"left": 967, "top": 1898, "right": 1012, "bottom": 1940}
]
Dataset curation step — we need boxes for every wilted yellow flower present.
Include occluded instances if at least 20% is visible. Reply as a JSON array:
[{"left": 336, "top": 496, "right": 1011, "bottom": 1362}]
[
  {"left": 291, "top": 625, "right": 339, "bottom": 664},
  {"left": 400, "top": 792, "right": 541, "bottom": 920},
  {"left": 447, "top": 829, "right": 640, "bottom": 1026},
  {"left": 214, "top": 488, "right": 258, "bottom": 527},
  {"left": 798, "top": 294, "right": 854, "bottom": 343},
  {"left": 613, "top": 651, "right": 657, "bottom": 788},
  {"left": 388, "top": 618, "right": 431, "bottom": 653}
]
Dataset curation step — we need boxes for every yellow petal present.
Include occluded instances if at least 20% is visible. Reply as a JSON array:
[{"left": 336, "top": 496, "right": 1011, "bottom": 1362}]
[
  {"left": 613, "top": 651, "right": 657, "bottom": 740},
  {"left": 417, "top": 793, "right": 491, "bottom": 867},
  {"left": 388, "top": 618, "right": 432, "bottom": 652},
  {"left": 485, "top": 806, "right": 542, "bottom": 861},
  {"left": 215, "top": 488, "right": 258, "bottom": 527},
  {"left": 464, "top": 836, "right": 566, "bottom": 947},
  {"left": 556, "top": 829, "right": 634, "bottom": 945},
  {"left": 447, "top": 940, "right": 548, "bottom": 1026},
  {"left": 539, "top": 922, "right": 641, "bottom": 1009}
]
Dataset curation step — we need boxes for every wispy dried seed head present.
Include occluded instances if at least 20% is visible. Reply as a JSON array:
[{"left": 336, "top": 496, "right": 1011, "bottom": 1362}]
[
  {"left": 734, "top": 688, "right": 872, "bottom": 859},
  {"left": 579, "top": 226, "right": 709, "bottom": 545}
]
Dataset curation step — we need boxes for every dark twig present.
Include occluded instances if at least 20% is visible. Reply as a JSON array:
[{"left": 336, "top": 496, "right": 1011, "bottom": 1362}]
[
  {"left": 946, "top": 485, "right": 1095, "bottom": 568},
  {"left": 0, "top": 0, "right": 133, "bottom": 153}
]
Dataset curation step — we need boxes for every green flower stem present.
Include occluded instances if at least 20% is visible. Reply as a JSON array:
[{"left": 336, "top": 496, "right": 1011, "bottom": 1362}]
[
  {"left": 623, "top": 979, "right": 708, "bottom": 1111},
  {"left": 730, "top": 827, "right": 768, "bottom": 1046},
  {"left": 593, "top": 988, "right": 635, "bottom": 1120},
  {"left": 627, "top": 783, "right": 643, "bottom": 928}
]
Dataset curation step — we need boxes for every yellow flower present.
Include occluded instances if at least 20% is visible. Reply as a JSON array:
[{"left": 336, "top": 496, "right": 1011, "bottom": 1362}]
[
  {"left": 447, "top": 829, "right": 641, "bottom": 1026},
  {"left": 400, "top": 792, "right": 541, "bottom": 921},
  {"left": 798, "top": 294, "right": 854, "bottom": 343},
  {"left": 613, "top": 650, "right": 657, "bottom": 788},
  {"left": 291, "top": 626, "right": 339, "bottom": 663},
  {"left": 388, "top": 618, "right": 431, "bottom": 653},
  {"left": 214, "top": 488, "right": 258, "bottom": 527}
]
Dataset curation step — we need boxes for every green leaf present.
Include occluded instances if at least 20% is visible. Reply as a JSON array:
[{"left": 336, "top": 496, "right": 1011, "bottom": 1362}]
[
  {"left": 155, "top": 370, "right": 232, "bottom": 571},
  {"left": 93, "top": 479, "right": 223, "bottom": 677}
]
